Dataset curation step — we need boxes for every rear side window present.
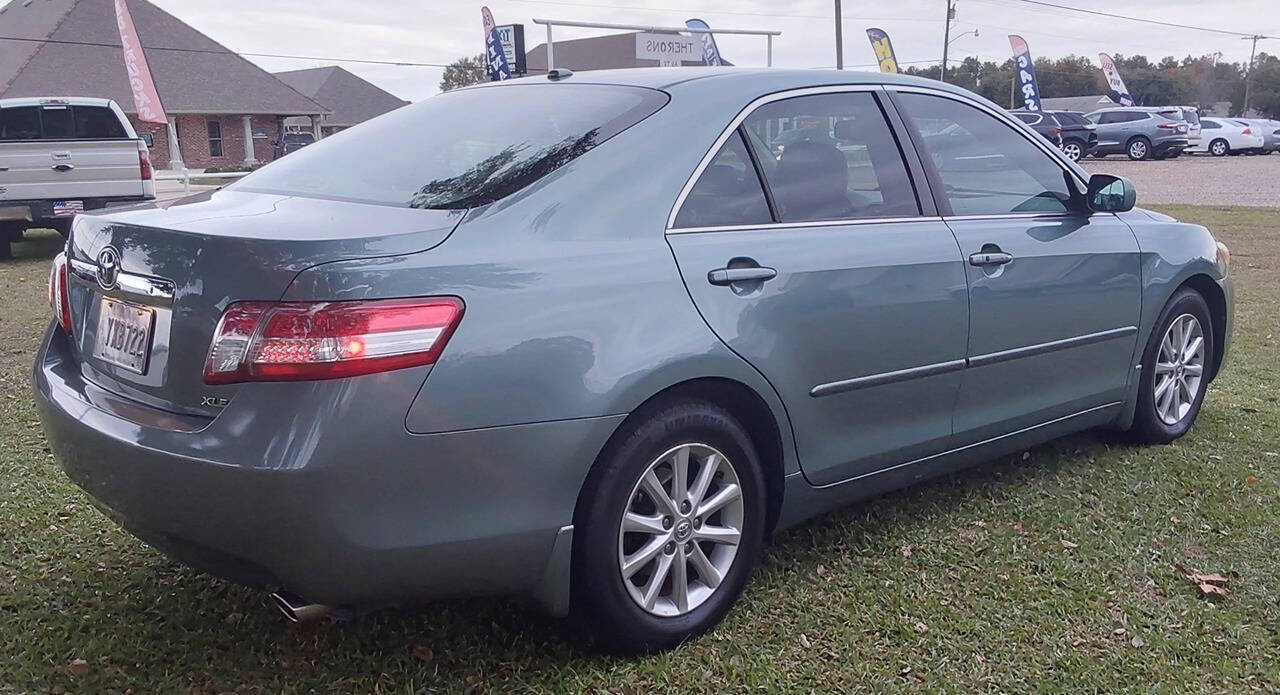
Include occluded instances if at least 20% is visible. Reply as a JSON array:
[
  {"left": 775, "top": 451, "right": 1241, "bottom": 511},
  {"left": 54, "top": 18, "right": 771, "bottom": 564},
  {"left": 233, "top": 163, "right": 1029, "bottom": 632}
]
[
  {"left": 896, "top": 92, "right": 1073, "bottom": 216},
  {"left": 74, "top": 106, "right": 127, "bottom": 138},
  {"left": 40, "top": 106, "right": 74, "bottom": 138},
  {"left": 742, "top": 92, "right": 920, "bottom": 221},
  {"left": 1201, "top": 120, "right": 1220, "bottom": 129},
  {"left": 1014, "top": 113, "right": 1041, "bottom": 125},
  {"left": 673, "top": 132, "right": 772, "bottom": 229},
  {"left": 237, "top": 84, "right": 667, "bottom": 209},
  {"left": 0, "top": 107, "right": 40, "bottom": 140}
]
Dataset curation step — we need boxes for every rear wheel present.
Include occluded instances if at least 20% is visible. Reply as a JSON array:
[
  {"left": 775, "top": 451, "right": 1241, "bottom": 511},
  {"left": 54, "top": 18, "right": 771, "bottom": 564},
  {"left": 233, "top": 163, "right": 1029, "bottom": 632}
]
[
  {"left": 1131, "top": 288, "right": 1214, "bottom": 444},
  {"left": 1127, "top": 137, "right": 1151, "bottom": 161},
  {"left": 1062, "top": 139, "right": 1084, "bottom": 162},
  {"left": 572, "top": 400, "right": 765, "bottom": 653},
  {"left": 1209, "top": 138, "right": 1229, "bottom": 157}
]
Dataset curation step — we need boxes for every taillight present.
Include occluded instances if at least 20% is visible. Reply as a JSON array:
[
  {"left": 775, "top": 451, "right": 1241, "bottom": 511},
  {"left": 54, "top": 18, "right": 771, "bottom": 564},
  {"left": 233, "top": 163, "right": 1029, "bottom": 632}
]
[
  {"left": 138, "top": 145, "right": 152, "bottom": 180},
  {"left": 203, "top": 297, "right": 464, "bottom": 384},
  {"left": 1157, "top": 123, "right": 1178, "bottom": 130},
  {"left": 1242, "top": 127, "right": 1252, "bottom": 135},
  {"left": 48, "top": 252, "right": 72, "bottom": 336},
  {"left": 1050, "top": 126, "right": 1061, "bottom": 134}
]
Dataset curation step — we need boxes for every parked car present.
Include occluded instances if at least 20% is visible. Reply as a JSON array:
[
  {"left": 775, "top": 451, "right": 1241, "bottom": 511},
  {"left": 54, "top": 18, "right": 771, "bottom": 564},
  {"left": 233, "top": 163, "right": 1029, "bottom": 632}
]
[
  {"left": 1085, "top": 106, "right": 1189, "bottom": 160},
  {"left": 0, "top": 97, "right": 153, "bottom": 259},
  {"left": 1176, "top": 106, "right": 1202, "bottom": 149},
  {"left": 272, "top": 131, "right": 315, "bottom": 158},
  {"left": 35, "top": 69, "right": 1233, "bottom": 654},
  {"left": 1241, "top": 119, "right": 1280, "bottom": 153},
  {"left": 1043, "top": 110, "right": 1098, "bottom": 162},
  {"left": 1193, "top": 117, "right": 1264, "bottom": 156},
  {"left": 1010, "top": 110, "right": 1063, "bottom": 148}
]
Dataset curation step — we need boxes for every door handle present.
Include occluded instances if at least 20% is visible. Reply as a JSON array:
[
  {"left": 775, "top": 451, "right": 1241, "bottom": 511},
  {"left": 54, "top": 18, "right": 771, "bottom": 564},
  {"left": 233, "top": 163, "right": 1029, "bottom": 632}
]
[
  {"left": 969, "top": 251, "right": 1013, "bottom": 266},
  {"left": 708, "top": 266, "right": 777, "bottom": 286},
  {"left": 51, "top": 164, "right": 75, "bottom": 172}
]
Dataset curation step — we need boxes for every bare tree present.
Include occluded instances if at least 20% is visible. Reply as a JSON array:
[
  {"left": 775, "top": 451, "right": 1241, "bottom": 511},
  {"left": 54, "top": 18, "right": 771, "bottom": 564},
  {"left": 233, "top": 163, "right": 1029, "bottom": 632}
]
[{"left": 439, "top": 54, "right": 489, "bottom": 92}]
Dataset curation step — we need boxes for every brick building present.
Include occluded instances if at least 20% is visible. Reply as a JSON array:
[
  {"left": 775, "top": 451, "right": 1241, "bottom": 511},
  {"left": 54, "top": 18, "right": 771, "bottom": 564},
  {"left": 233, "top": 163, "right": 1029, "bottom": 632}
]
[{"left": 0, "top": 0, "right": 328, "bottom": 169}]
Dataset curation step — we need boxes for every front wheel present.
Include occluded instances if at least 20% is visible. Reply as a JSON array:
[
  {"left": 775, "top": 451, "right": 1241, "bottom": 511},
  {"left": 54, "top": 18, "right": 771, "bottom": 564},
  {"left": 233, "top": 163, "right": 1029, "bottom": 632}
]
[
  {"left": 1131, "top": 288, "right": 1215, "bottom": 444},
  {"left": 1062, "top": 139, "right": 1084, "bottom": 162},
  {"left": 1127, "top": 137, "right": 1151, "bottom": 161},
  {"left": 572, "top": 400, "right": 766, "bottom": 653}
]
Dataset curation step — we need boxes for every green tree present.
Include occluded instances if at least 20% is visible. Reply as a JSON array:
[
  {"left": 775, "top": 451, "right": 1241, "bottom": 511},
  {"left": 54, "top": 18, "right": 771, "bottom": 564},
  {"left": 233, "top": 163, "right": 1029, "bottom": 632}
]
[
  {"left": 439, "top": 54, "right": 488, "bottom": 92},
  {"left": 1241, "top": 52, "right": 1280, "bottom": 118}
]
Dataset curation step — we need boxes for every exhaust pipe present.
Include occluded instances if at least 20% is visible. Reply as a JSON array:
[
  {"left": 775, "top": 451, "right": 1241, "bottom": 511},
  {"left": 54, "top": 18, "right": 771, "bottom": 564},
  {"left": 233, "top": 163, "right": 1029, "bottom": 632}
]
[{"left": 269, "top": 591, "right": 330, "bottom": 623}]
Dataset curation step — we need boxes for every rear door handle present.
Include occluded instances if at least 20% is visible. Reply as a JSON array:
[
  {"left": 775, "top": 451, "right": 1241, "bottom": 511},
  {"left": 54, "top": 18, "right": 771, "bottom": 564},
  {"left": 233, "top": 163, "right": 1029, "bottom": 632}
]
[
  {"left": 52, "top": 163, "right": 75, "bottom": 172},
  {"left": 708, "top": 266, "right": 777, "bottom": 286},
  {"left": 968, "top": 251, "right": 1013, "bottom": 266}
]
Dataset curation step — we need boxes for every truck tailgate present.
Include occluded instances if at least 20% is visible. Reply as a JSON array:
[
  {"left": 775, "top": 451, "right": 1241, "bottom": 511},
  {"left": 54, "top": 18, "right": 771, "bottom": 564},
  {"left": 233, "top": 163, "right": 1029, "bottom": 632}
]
[{"left": 0, "top": 139, "right": 145, "bottom": 201}]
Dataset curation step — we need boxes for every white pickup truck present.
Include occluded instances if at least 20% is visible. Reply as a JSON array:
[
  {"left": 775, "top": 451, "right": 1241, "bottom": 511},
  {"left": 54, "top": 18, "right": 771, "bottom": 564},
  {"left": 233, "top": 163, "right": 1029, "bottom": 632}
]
[{"left": 0, "top": 97, "right": 155, "bottom": 259}]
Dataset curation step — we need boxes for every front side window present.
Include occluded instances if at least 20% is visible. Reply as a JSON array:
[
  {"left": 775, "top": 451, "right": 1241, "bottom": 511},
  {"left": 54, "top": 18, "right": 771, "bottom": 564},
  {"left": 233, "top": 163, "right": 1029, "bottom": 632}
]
[
  {"left": 672, "top": 132, "right": 771, "bottom": 229},
  {"left": 0, "top": 107, "right": 40, "bottom": 140},
  {"left": 207, "top": 119, "right": 223, "bottom": 157},
  {"left": 896, "top": 92, "right": 1074, "bottom": 216},
  {"left": 742, "top": 92, "right": 919, "bottom": 222},
  {"left": 237, "top": 84, "right": 667, "bottom": 209}
]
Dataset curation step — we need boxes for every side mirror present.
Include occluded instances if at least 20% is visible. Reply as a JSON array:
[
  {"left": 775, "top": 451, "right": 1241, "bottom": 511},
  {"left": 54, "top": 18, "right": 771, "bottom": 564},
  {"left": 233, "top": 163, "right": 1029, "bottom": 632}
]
[
  {"left": 1087, "top": 173, "right": 1136, "bottom": 213},
  {"left": 138, "top": 132, "right": 154, "bottom": 148}
]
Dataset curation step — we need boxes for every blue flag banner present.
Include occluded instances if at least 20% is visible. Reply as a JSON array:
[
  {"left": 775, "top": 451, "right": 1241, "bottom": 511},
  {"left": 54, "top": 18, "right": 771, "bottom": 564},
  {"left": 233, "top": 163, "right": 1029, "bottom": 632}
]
[
  {"left": 1099, "top": 53, "right": 1134, "bottom": 106},
  {"left": 1008, "top": 35, "right": 1042, "bottom": 111},
  {"left": 685, "top": 18, "right": 724, "bottom": 66},
  {"left": 482, "top": 6, "right": 511, "bottom": 81}
]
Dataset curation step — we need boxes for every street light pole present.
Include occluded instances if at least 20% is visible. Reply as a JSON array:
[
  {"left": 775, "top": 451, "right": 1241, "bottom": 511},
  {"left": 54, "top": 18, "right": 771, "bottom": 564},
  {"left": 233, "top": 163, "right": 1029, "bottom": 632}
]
[
  {"left": 834, "top": 0, "right": 844, "bottom": 69},
  {"left": 940, "top": 0, "right": 955, "bottom": 82},
  {"left": 1241, "top": 34, "right": 1272, "bottom": 116}
]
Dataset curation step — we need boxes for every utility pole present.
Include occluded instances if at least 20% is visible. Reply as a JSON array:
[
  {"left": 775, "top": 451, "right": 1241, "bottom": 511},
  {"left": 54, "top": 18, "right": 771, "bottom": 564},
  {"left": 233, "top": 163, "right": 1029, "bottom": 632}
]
[
  {"left": 834, "top": 0, "right": 844, "bottom": 69},
  {"left": 940, "top": 0, "right": 955, "bottom": 83},
  {"left": 1241, "top": 34, "right": 1272, "bottom": 116}
]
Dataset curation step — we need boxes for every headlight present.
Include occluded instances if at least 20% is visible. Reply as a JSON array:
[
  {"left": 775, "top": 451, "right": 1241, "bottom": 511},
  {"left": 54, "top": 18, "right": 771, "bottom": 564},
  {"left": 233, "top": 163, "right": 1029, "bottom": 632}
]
[{"left": 1216, "top": 240, "right": 1231, "bottom": 275}]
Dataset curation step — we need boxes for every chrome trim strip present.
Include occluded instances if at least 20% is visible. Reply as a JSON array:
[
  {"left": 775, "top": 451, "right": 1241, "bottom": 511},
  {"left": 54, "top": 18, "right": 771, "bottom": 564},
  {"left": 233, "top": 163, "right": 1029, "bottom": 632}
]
[
  {"left": 814, "top": 401, "right": 1123, "bottom": 488},
  {"left": 942, "top": 212, "right": 1077, "bottom": 222},
  {"left": 669, "top": 215, "right": 943, "bottom": 235},
  {"left": 968, "top": 326, "right": 1137, "bottom": 368},
  {"left": 809, "top": 326, "right": 1137, "bottom": 397},
  {"left": 68, "top": 257, "right": 175, "bottom": 305},
  {"left": 665, "top": 84, "right": 884, "bottom": 232},
  {"left": 810, "top": 359, "right": 965, "bottom": 398}
]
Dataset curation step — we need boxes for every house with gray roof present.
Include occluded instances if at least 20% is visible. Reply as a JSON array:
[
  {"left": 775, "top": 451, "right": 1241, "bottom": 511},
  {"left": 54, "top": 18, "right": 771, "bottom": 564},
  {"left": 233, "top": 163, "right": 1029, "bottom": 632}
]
[
  {"left": 274, "top": 66, "right": 408, "bottom": 137},
  {"left": 0, "top": 0, "right": 329, "bottom": 169}
]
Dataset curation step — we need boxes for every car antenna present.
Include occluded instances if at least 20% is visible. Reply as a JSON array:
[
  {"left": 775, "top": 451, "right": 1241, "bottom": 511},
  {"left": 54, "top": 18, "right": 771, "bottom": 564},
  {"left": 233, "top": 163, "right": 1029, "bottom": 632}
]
[{"left": 547, "top": 68, "right": 574, "bottom": 81}]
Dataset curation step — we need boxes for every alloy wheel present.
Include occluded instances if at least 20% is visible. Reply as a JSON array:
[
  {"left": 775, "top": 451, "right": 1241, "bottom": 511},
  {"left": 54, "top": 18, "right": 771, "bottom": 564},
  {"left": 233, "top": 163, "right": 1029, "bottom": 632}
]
[
  {"left": 1153, "top": 313, "right": 1206, "bottom": 426},
  {"left": 1063, "top": 142, "right": 1082, "bottom": 161},
  {"left": 1211, "top": 140, "right": 1227, "bottom": 156},
  {"left": 617, "top": 443, "right": 744, "bottom": 617},
  {"left": 1129, "top": 140, "right": 1148, "bottom": 159}
]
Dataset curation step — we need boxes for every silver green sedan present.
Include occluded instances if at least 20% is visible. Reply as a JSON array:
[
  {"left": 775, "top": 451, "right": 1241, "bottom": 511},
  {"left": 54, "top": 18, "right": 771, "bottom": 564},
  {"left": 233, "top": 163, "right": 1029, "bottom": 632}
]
[{"left": 35, "top": 68, "right": 1233, "bottom": 653}]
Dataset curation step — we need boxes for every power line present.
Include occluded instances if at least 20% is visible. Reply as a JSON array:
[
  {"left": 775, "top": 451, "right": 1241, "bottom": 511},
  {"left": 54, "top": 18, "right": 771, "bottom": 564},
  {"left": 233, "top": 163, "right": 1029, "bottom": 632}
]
[
  {"left": 0, "top": 35, "right": 452, "bottom": 67},
  {"left": 981, "top": 0, "right": 1262, "bottom": 38}
]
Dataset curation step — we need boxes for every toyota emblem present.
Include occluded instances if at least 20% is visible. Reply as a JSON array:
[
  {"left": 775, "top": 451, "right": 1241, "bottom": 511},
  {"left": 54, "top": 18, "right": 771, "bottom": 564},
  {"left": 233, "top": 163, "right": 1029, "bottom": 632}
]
[{"left": 95, "top": 246, "right": 121, "bottom": 290}]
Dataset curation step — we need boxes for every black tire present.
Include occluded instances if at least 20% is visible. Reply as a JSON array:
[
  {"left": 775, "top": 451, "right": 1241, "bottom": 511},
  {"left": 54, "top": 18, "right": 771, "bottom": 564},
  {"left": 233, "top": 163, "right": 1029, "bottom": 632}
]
[
  {"left": 572, "top": 399, "right": 766, "bottom": 654},
  {"left": 1127, "top": 136, "right": 1152, "bottom": 161},
  {"left": 1131, "top": 287, "right": 1215, "bottom": 444},
  {"left": 1209, "top": 138, "right": 1229, "bottom": 157}
]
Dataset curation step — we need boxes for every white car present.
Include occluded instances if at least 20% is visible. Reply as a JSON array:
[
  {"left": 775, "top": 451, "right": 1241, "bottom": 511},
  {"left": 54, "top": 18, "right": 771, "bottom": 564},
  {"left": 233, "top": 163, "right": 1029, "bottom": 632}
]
[{"left": 1194, "top": 117, "right": 1265, "bottom": 156}]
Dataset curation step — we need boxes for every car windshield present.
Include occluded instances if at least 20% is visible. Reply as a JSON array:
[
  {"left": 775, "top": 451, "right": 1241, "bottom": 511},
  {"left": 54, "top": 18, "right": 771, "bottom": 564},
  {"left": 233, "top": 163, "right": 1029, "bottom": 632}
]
[{"left": 237, "top": 83, "right": 667, "bottom": 209}]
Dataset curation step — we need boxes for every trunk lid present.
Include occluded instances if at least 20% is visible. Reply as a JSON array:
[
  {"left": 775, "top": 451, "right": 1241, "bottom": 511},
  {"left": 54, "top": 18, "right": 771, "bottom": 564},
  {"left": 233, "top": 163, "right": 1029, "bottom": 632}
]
[{"left": 65, "top": 189, "right": 464, "bottom": 417}]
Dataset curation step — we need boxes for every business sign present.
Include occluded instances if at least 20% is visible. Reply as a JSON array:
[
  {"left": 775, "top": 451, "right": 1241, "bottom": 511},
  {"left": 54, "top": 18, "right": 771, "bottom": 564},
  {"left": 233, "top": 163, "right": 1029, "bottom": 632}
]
[
  {"left": 481, "top": 6, "right": 512, "bottom": 81},
  {"left": 494, "top": 24, "right": 526, "bottom": 76},
  {"left": 113, "top": 0, "right": 166, "bottom": 124},
  {"left": 685, "top": 18, "right": 724, "bottom": 66},
  {"left": 865, "top": 27, "right": 899, "bottom": 74},
  {"left": 1099, "top": 53, "right": 1134, "bottom": 106},
  {"left": 635, "top": 33, "right": 700, "bottom": 63},
  {"left": 1008, "top": 35, "right": 1043, "bottom": 111}
]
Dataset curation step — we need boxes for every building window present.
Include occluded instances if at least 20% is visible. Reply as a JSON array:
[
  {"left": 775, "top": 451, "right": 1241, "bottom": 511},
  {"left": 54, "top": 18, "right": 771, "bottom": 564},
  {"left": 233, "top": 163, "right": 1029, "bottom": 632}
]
[{"left": 207, "top": 119, "right": 223, "bottom": 157}]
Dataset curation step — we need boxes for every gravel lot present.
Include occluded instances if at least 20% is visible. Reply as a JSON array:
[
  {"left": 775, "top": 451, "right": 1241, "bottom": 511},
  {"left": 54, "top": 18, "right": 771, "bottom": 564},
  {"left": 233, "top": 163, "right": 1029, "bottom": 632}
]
[{"left": 1082, "top": 153, "right": 1280, "bottom": 207}]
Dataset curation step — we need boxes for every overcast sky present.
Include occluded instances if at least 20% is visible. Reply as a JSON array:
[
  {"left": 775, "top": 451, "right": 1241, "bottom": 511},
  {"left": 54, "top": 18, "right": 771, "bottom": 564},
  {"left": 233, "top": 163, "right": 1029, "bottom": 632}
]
[{"left": 148, "top": 0, "right": 1279, "bottom": 102}]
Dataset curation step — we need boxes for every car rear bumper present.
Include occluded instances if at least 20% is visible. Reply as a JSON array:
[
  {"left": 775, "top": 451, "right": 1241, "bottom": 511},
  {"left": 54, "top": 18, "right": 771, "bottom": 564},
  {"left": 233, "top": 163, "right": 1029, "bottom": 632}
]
[{"left": 33, "top": 325, "right": 621, "bottom": 614}]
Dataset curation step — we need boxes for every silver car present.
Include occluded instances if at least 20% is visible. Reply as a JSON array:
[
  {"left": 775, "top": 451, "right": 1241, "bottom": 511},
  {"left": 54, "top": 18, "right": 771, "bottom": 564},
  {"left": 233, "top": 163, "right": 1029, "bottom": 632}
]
[
  {"left": 35, "top": 69, "right": 1233, "bottom": 653},
  {"left": 1086, "top": 106, "right": 1190, "bottom": 160}
]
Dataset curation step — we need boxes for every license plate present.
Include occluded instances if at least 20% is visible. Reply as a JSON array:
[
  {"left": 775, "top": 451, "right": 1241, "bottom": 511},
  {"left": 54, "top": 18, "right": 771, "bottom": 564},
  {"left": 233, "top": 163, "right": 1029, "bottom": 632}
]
[{"left": 95, "top": 297, "right": 154, "bottom": 374}]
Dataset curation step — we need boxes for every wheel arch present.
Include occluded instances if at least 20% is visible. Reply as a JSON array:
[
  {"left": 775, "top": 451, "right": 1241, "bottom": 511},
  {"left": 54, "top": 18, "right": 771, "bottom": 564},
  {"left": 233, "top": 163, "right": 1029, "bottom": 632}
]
[{"left": 1179, "top": 273, "right": 1228, "bottom": 381}]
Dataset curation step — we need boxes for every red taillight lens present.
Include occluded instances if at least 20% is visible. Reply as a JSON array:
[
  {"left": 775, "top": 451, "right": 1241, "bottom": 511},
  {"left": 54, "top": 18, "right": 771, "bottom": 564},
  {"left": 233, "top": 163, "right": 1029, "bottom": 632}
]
[
  {"left": 1242, "top": 127, "right": 1252, "bottom": 135},
  {"left": 138, "top": 145, "right": 152, "bottom": 180},
  {"left": 48, "top": 252, "right": 72, "bottom": 336},
  {"left": 203, "top": 297, "right": 464, "bottom": 384},
  {"left": 1157, "top": 123, "right": 1178, "bottom": 130}
]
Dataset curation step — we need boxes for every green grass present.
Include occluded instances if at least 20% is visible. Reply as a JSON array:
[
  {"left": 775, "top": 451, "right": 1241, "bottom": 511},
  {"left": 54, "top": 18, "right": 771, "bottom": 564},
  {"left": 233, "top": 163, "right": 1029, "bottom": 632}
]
[{"left": 2, "top": 208, "right": 1278, "bottom": 693}]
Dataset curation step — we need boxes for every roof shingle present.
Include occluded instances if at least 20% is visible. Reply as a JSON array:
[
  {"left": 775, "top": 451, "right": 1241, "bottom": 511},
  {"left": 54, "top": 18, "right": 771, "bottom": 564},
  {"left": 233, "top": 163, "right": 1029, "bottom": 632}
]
[{"left": 274, "top": 66, "right": 407, "bottom": 127}]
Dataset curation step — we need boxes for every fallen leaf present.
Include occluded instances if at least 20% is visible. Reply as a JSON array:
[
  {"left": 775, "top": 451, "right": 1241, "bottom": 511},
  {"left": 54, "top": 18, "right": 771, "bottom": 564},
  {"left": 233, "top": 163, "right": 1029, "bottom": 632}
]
[
  {"left": 1012, "top": 522, "right": 1025, "bottom": 535},
  {"left": 1061, "top": 540, "right": 1079, "bottom": 549},
  {"left": 900, "top": 545, "right": 913, "bottom": 558},
  {"left": 816, "top": 564, "right": 828, "bottom": 576},
  {"left": 67, "top": 659, "right": 89, "bottom": 677},
  {"left": 1130, "top": 636, "right": 1145, "bottom": 648},
  {"left": 1244, "top": 475, "right": 1259, "bottom": 486},
  {"left": 914, "top": 621, "right": 928, "bottom": 633},
  {"left": 1176, "top": 564, "right": 1231, "bottom": 598},
  {"left": 798, "top": 633, "right": 811, "bottom": 649},
  {"left": 411, "top": 645, "right": 434, "bottom": 664},
  {"left": 1113, "top": 628, "right": 1126, "bottom": 636}
]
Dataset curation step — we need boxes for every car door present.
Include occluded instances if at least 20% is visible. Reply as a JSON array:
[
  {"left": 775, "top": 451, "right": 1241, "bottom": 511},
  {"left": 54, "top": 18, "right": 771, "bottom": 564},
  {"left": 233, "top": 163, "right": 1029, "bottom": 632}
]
[
  {"left": 892, "top": 89, "right": 1141, "bottom": 444},
  {"left": 666, "top": 88, "right": 969, "bottom": 485}
]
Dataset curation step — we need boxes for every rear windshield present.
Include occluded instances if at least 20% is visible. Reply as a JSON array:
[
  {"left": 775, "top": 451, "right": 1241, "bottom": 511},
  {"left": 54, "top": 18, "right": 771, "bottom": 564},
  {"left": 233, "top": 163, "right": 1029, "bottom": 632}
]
[
  {"left": 236, "top": 83, "right": 667, "bottom": 209},
  {"left": 1156, "top": 109, "right": 1184, "bottom": 121}
]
